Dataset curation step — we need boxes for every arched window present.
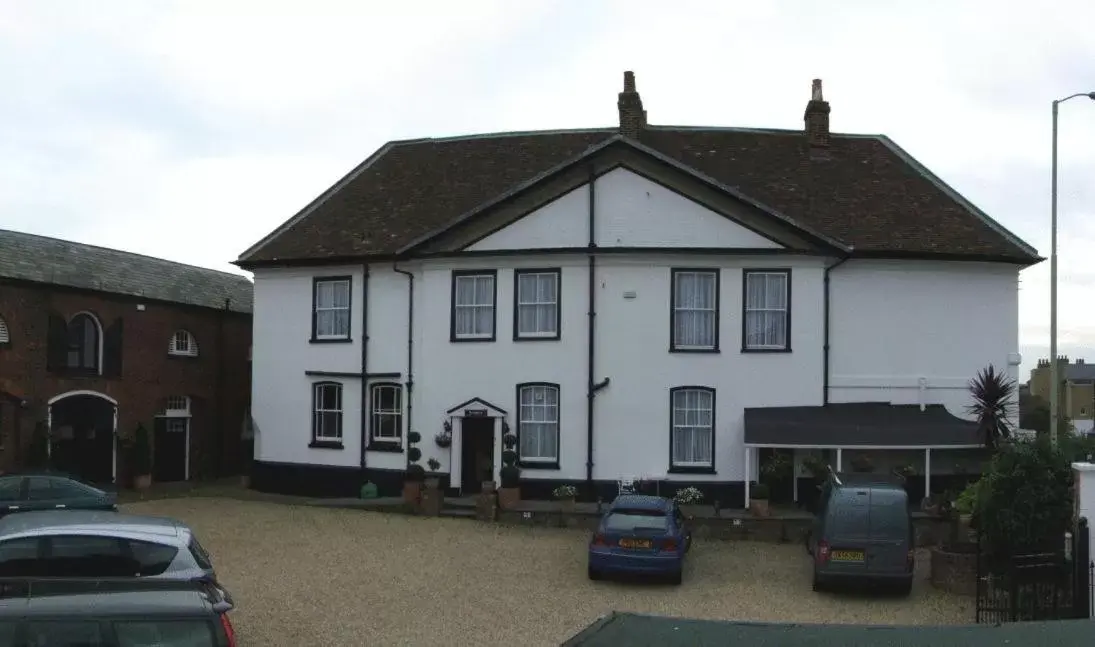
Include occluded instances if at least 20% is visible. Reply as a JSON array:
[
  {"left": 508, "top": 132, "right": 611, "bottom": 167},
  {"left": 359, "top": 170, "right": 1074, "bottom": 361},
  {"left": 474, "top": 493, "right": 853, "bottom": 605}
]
[
  {"left": 67, "top": 313, "right": 101, "bottom": 371},
  {"left": 169, "top": 330, "right": 198, "bottom": 357},
  {"left": 0, "top": 315, "right": 9, "bottom": 345}
]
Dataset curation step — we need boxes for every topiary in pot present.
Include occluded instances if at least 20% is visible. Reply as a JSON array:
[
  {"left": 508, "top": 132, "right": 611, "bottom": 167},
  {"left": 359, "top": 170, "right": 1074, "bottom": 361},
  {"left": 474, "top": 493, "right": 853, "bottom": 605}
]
[
  {"left": 498, "top": 431, "right": 521, "bottom": 509},
  {"left": 749, "top": 482, "right": 771, "bottom": 518},
  {"left": 403, "top": 432, "right": 426, "bottom": 506},
  {"left": 131, "top": 423, "right": 152, "bottom": 490}
]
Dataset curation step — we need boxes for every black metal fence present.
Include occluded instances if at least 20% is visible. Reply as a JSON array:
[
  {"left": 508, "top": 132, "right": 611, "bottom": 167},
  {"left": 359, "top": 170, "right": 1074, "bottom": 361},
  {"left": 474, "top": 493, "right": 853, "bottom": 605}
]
[{"left": 975, "top": 517, "right": 1093, "bottom": 623}]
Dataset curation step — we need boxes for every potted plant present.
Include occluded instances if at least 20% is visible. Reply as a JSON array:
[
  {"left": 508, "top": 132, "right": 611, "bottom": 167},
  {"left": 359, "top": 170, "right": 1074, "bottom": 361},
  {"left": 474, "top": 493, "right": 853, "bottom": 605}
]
[
  {"left": 801, "top": 453, "right": 828, "bottom": 511},
  {"left": 749, "top": 482, "right": 770, "bottom": 517},
  {"left": 130, "top": 423, "right": 152, "bottom": 491},
  {"left": 759, "top": 452, "right": 793, "bottom": 503},
  {"left": 498, "top": 431, "right": 520, "bottom": 509},
  {"left": 403, "top": 432, "right": 425, "bottom": 506},
  {"left": 425, "top": 457, "right": 442, "bottom": 490},
  {"left": 419, "top": 456, "right": 444, "bottom": 516},
  {"left": 435, "top": 421, "right": 452, "bottom": 448},
  {"left": 554, "top": 484, "right": 578, "bottom": 513},
  {"left": 674, "top": 486, "right": 704, "bottom": 519}
]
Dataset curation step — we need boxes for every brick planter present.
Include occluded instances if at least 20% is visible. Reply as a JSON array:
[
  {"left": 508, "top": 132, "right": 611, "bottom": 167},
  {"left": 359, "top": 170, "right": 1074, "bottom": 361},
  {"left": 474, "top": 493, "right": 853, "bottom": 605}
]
[{"left": 930, "top": 543, "right": 978, "bottom": 595}]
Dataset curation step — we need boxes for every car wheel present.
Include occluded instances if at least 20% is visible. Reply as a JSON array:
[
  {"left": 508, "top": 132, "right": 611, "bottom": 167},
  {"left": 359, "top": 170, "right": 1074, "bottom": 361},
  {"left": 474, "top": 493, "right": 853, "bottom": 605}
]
[
  {"left": 812, "top": 573, "right": 825, "bottom": 592},
  {"left": 896, "top": 579, "right": 913, "bottom": 597},
  {"left": 804, "top": 531, "right": 813, "bottom": 555},
  {"left": 667, "top": 569, "right": 683, "bottom": 585},
  {"left": 587, "top": 565, "right": 601, "bottom": 581}
]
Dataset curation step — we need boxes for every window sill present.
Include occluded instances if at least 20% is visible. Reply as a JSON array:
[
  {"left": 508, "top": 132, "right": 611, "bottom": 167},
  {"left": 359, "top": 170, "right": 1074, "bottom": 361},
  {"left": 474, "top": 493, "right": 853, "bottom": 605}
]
[
  {"left": 449, "top": 336, "right": 496, "bottom": 343},
  {"left": 740, "top": 347, "right": 792, "bottom": 354},
  {"left": 366, "top": 442, "right": 403, "bottom": 453},
  {"left": 310, "top": 337, "right": 353, "bottom": 344},
  {"left": 53, "top": 367, "right": 104, "bottom": 378},
  {"left": 308, "top": 440, "right": 344, "bottom": 450},
  {"left": 513, "top": 334, "right": 561, "bottom": 342},
  {"left": 669, "top": 346, "right": 720, "bottom": 354},
  {"left": 0, "top": 342, "right": 10, "bottom": 350},
  {"left": 668, "top": 466, "right": 716, "bottom": 475},
  {"left": 519, "top": 461, "right": 560, "bottom": 470},
  {"left": 166, "top": 353, "right": 199, "bottom": 360}
]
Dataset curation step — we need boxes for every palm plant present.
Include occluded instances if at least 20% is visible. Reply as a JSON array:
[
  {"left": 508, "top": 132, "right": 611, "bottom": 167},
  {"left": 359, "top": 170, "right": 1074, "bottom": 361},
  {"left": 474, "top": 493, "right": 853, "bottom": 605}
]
[{"left": 967, "top": 364, "right": 1016, "bottom": 449}]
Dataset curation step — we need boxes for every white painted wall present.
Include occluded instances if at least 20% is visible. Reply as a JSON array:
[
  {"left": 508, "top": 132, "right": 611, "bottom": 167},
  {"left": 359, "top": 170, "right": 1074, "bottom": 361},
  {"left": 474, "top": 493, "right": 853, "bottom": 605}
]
[
  {"left": 1074, "top": 463, "right": 1095, "bottom": 579},
  {"left": 466, "top": 168, "right": 782, "bottom": 251}
]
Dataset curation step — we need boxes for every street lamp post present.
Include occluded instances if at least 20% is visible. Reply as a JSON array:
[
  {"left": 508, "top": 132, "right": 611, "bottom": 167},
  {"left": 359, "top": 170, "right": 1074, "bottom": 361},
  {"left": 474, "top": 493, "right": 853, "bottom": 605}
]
[{"left": 1049, "top": 91, "right": 1095, "bottom": 447}]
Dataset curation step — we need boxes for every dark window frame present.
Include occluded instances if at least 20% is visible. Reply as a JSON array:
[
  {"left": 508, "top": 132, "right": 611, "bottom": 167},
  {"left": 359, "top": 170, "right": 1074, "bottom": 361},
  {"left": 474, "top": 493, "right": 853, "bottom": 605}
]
[
  {"left": 515, "top": 382, "right": 561, "bottom": 469},
  {"left": 66, "top": 312, "right": 102, "bottom": 373},
  {"left": 513, "top": 268, "right": 562, "bottom": 341},
  {"left": 669, "top": 268, "right": 721, "bottom": 353},
  {"left": 668, "top": 386, "right": 717, "bottom": 474},
  {"left": 450, "top": 269, "right": 498, "bottom": 342},
  {"left": 0, "top": 313, "right": 10, "bottom": 348},
  {"left": 311, "top": 275, "right": 353, "bottom": 344},
  {"left": 367, "top": 382, "right": 403, "bottom": 452},
  {"left": 310, "top": 381, "right": 344, "bottom": 449},
  {"left": 741, "top": 268, "right": 792, "bottom": 353}
]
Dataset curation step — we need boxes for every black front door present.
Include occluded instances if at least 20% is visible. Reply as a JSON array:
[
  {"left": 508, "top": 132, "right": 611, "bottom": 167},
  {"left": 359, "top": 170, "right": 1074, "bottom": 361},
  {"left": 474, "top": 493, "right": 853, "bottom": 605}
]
[
  {"left": 50, "top": 395, "right": 114, "bottom": 484},
  {"left": 460, "top": 417, "right": 494, "bottom": 494},
  {"left": 153, "top": 418, "right": 188, "bottom": 482}
]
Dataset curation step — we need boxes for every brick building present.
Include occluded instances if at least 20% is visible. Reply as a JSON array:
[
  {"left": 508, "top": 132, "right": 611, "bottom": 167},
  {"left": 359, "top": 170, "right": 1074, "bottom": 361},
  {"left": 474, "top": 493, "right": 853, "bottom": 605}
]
[{"left": 0, "top": 228, "right": 253, "bottom": 485}]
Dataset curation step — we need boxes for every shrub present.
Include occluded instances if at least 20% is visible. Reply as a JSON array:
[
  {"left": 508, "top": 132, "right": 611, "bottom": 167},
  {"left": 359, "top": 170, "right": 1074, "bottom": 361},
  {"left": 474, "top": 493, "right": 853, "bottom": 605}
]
[
  {"left": 673, "top": 487, "right": 703, "bottom": 504},
  {"left": 751, "top": 483, "right": 770, "bottom": 500},
  {"left": 407, "top": 447, "right": 422, "bottom": 464},
  {"left": 131, "top": 423, "right": 152, "bottom": 475},
  {"left": 977, "top": 438, "right": 1073, "bottom": 562},
  {"left": 405, "top": 464, "right": 426, "bottom": 481},
  {"left": 553, "top": 484, "right": 578, "bottom": 499},
  {"left": 801, "top": 454, "right": 828, "bottom": 479},
  {"left": 407, "top": 431, "right": 422, "bottom": 445},
  {"left": 500, "top": 465, "right": 520, "bottom": 488},
  {"left": 502, "top": 433, "right": 517, "bottom": 450},
  {"left": 426, "top": 458, "right": 441, "bottom": 472}
]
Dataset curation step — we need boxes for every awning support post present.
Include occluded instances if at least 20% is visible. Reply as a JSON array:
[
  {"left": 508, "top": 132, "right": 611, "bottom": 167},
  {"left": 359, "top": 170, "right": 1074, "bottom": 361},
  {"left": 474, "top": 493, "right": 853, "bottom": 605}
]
[
  {"left": 924, "top": 448, "right": 932, "bottom": 503},
  {"left": 835, "top": 448, "right": 843, "bottom": 472},
  {"left": 744, "top": 447, "right": 751, "bottom": 508}
]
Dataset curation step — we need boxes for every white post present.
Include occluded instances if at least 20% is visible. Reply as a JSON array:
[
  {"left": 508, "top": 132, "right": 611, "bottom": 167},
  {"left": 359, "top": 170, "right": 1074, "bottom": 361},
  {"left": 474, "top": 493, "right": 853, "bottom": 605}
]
[
  {"left": 924, "top": 448, "right": 932, "bottom": 503},
  {"left": 836, "top": 448, "right": 843, "bottom": 472},
  {"left": 744, "top": 447, "right": 751, "bottom": 508}
]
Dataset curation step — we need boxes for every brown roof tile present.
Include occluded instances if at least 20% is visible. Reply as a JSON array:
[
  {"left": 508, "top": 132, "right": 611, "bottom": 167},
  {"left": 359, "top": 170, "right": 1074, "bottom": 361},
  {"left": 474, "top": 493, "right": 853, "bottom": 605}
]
[{"left": 239, "top": 126, "right": 1038, "bottom": 265}]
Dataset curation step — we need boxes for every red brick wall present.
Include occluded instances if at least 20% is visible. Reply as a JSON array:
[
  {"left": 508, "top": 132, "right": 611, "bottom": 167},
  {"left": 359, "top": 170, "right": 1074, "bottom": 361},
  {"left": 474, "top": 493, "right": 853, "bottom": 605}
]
[{"left": 0, "top": 280, "right": 251, "bottom": 481}]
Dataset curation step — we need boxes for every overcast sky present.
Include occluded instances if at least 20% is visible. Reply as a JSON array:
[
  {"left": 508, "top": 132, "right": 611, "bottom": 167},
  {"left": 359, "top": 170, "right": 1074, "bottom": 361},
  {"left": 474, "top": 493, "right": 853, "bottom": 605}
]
[{"left": 2, "top": 0, "right": 1093, "bottom": 380}]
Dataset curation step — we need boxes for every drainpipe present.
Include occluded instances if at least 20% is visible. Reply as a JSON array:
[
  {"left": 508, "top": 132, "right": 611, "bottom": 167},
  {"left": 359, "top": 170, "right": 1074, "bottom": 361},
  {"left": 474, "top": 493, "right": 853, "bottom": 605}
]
[
  {"left": 393, "top": 263, "right": 415, "bottom": 470},
  {"left": 586, "top": 165, "right": 599, "bottom": 494},
  {"left": 217, "top": 298, "right": 228, "bottom": 477},
  {"left": 822, "top": 257, "right": 850, "bottom": 406},
  {"left": 359, "top": 264, "right": 370, "bottom": 471}
]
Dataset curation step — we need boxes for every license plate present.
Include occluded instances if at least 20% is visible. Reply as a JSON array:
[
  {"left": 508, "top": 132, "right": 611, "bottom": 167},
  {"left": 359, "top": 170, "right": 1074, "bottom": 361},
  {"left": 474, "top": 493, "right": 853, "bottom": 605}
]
[
  {"left": 619, "top": 538, "right": 652, "bottom": 549},
  {"left": 831, "top": 549, "right": 865, "bottom": 562}
]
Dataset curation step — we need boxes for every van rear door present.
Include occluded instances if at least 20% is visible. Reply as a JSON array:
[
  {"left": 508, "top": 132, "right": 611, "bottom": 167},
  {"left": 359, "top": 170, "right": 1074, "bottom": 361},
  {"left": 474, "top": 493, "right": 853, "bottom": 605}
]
[{"left": 865, "top": 489, "right": 911, "bottom": 574}]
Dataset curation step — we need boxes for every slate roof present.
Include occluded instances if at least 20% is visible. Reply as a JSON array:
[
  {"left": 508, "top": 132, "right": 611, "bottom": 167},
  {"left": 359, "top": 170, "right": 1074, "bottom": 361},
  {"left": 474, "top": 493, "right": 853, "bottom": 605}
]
[
  {"left": 564, "top": 612, "right": 1095, "bottom": 647},
  {"left": 238, "top": 125, "right": 1039, "bottom": 266},
  {"left": 743, "top": 402, "right": 982, "bottom": 447},
  {"left": 0, "top": 228, "right": 253, "bottom": 313}
]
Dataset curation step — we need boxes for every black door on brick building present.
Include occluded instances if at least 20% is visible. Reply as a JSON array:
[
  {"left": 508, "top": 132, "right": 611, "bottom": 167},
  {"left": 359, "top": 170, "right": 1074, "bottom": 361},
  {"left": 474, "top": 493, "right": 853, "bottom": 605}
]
[
  {"left": 49, "top": 393, "right": 115, "bottom": 484},
  {"left": 153, "top": 417, "right": 188, "bottom": 482}
]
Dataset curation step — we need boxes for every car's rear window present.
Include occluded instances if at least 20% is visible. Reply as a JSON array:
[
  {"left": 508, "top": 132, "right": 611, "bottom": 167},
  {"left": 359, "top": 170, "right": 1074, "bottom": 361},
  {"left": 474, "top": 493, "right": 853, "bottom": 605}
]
[
  {"left": 114, "top": 619, "right": 218, "bottom": 647},
  {"left": 25, "top": 620, "right": 104, "bottom": 646},
  {"left": 605, "top": 509, "right": 668, "bottom": 532},
  {"left": 188, "top": 536, "right": 213, "bottom": 570},
  {"left": 130, "top": 539, "right": 180, "bottom": 576}
]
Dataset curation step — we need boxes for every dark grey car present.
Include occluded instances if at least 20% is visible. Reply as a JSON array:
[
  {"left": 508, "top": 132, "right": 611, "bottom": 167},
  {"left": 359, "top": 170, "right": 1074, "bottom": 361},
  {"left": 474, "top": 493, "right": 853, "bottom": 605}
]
[
  {"left": 806, "top": 473, "right": 914, "bottom": 594},
  {"left": 0, "top": 510, "right": 233, "bottom": 608}
]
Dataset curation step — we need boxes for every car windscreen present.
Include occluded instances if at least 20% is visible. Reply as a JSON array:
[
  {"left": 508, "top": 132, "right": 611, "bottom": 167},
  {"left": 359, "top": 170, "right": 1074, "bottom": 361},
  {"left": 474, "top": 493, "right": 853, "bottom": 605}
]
[
  {"left": 114, "top": 619, "right": 218, "bottom": 647},
  {"left": 604, "top": 509, "right": 668, "bottom": 533}
]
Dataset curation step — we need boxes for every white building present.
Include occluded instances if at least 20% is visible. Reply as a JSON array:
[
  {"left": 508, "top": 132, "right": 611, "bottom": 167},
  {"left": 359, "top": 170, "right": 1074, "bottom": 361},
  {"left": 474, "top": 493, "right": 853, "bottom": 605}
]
[{"left": 235, "top": 73, "right": 1039, "bottom": 505}]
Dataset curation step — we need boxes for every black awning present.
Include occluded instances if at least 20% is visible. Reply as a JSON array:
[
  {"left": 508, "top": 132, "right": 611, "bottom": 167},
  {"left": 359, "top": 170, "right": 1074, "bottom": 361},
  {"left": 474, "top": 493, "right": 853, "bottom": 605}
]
[{"left": 743, "top": 402, "right": 982, "bottom": 447}]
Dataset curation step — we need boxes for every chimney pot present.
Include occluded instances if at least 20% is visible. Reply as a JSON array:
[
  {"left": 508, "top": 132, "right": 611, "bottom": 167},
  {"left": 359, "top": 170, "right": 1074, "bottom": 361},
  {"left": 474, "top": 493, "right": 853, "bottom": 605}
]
[
  {"left": 804, "top": 78, "right": 831, "bottom": 149},
  {"left": 618, "top": 70, "right": 646, "bottom": 138}
]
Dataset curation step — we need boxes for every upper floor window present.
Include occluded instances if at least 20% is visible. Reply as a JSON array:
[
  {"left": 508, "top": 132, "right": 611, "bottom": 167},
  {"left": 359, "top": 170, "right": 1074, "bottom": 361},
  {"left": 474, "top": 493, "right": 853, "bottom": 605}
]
[
  {"left": 67, "top": 313, "right": 101, "bottom": 371},
  {"left": 671, "top": 269, "right": 719, "bottom": 351},
  {"left": 451, "top": 270, "right": 496, "bottom": 342},
  {"left": 168, "top": 330, "right": 198, "bottom": 357},
  {"left": 517, "top": 383, "right": 560, "bottom": 467},
  {"left": 514, "top": 269, "right": 560, "bottom": 340},
  {"left": 670, "top": 387, "right": 715, "bottom": 472},
  {"left": 311, "top": 382, "right": 343, "bottom": 447},
  {"left": 0, "top": 315, "right": 9, "bottom": 346},
  {"left": 312, "top": 277, "right": 352, "bottom": 342},
  {"left": 370, "top": 383, "right": 403, "bottom": 447},
  {"left": 742, "top": 269, "right": 790, "bottom": 352}
]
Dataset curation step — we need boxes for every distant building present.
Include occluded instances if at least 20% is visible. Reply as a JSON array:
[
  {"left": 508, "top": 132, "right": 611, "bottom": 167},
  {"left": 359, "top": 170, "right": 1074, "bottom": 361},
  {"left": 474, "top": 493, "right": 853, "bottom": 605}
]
[{"left": 1029, "top": 356, "right": 1095, "bottom": 434}]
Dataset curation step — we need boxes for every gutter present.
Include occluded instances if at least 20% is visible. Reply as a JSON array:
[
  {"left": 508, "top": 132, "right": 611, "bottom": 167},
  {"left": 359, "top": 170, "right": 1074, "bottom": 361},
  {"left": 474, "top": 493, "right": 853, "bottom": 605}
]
[
  {"left": 822, "top": 257, "right": 850, "bottom": 406},
  {"left": 359, "top": 264, "right": 370, "bottom": 470},
  {"left": 392, "top": 263, "right": 415, "bottom": 470}
]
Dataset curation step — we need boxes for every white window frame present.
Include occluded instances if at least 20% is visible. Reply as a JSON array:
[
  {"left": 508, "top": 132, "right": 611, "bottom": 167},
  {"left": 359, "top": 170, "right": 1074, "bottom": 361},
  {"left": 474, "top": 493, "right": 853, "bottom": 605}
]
[
  {"left": 743, "top": 270, "right": 790, "bottom": 350},
  {"left": 159, "top": 396, "right": 190, "bottom": 417},
  {"left": 452, "top": 272, "right": 496, "bottom": 340},
  {"left": 514, "top": 269, "right": 560, "bottom": 339},
  {"left": 168, "top": 330, "right": 198, "bottom": 357},
  {"left": 312, "top": 382, "right": 343, "bottom": 443},
  {"left": 517, "top": 383, "right": 560, "bottom": 464},
  {"left": 671, "top": 269, "right": 719, "bottom": 350},
  {"left": 370, "top": 383, "right": 403, "bottom": 444},
  {"left": 670, "top": 387, "right": 715, "bottom": 469},
  {"left": 313, "top": 278, "right": 352, "bottom": 340}
]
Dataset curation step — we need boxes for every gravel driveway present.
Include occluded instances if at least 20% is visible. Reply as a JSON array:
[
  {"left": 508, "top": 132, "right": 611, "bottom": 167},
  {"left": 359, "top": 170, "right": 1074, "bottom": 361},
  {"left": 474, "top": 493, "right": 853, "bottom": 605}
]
[{"left": 123, "top": 498, "right": 971, "bottom": 646}]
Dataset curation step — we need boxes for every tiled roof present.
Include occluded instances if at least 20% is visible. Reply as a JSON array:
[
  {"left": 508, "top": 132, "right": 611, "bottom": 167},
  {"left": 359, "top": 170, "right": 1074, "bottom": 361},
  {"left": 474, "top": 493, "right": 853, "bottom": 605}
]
[
  {"left": 0, "top": 228, "right": 253, "bottom": 313},
  {"left": 238, "top": 126, "right": 1038, "bottom": 266},
  {"left": 743, "top": 403, "right": 982, "bottom": 447}
]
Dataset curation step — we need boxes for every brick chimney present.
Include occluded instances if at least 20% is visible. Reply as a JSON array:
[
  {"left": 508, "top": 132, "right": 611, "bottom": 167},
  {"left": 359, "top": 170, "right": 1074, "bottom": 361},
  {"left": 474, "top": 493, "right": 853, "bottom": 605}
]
[
  {"left": 618, "top": 71, "right": 646, "bottom": 138},
  {"left": 804, "top": 79, "right": 830, "bottom": 148}
]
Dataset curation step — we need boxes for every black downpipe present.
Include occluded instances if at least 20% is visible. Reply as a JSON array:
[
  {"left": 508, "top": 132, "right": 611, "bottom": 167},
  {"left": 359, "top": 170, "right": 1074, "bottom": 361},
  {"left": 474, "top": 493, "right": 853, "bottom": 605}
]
[
  {"left": 586, "top": 166, "right": 598, "bottom": 493},
  {"left": 822, "top": 257, "right": 850, "bottom": 406},
  {"left": 393, "top": 264, "right": 415, "bottom": 470},
  {"left": 359, "top": 264, "right": 370, "bottom": 470},
  {"left": 217, "top": 298, "right": 228, "bottom": 476}
]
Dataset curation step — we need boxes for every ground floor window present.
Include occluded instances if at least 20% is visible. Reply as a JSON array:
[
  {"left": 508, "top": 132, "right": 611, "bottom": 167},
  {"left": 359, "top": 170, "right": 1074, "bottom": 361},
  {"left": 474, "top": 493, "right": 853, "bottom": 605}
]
[
  {"left": 517, "top": 383, "right": 559, "bottom": 464},
  {"left": 312, "top": 382, "right": 343, "bottom": 444},
  {"left": 670, "top": 387, "right": 715, "bottom": 470}
]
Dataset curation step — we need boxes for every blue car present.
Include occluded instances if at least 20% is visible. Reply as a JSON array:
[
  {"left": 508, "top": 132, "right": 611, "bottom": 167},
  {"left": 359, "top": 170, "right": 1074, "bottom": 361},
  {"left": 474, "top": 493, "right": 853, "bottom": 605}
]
[{"left": 587, "top": 494, "right": 692, "bottom": 584}]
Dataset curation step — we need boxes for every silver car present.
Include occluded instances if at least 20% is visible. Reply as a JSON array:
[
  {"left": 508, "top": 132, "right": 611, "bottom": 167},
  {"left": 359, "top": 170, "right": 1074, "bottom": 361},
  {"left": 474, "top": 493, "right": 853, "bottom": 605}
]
[{"left": 0, "top": 510, "right": 233, "bottom": 608}]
